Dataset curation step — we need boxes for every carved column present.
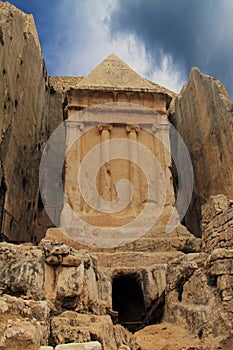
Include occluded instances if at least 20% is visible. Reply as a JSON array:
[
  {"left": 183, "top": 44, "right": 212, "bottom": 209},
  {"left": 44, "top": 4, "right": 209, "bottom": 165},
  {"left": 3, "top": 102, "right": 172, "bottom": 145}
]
[
  {"left": 98, "top": 124, "right": 113, "bottom": 209},
  {"left": 126, "top": 125, "right": 140, "bottom": 214},
  {"left": 152, "top": 121, "right": 173, "bottom": 206},
  {"left": 151, "top": 124, "right": 162, "bottom": 206},
  {"left": 61, "top": 121, "right": 84, "bottom": 224}
]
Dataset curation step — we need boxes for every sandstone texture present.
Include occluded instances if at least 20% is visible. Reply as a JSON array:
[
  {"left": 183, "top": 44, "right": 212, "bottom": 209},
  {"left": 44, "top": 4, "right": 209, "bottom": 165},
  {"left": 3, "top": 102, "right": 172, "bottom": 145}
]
[
  {"left": 0, "top": 2, "right": 233, "bottom": 350},
  {"left": 0, "top": 229, "right": 232, "bottom": 349},
  {"left": 133, "top": 322, "right": 223, "bottom": 350},
  {"left": 51, "top": 312, "right": 137, "bottom": 350},
  {"left": 0, "top": 241, "right": 140, "bottom": 349},
  {"left": 0, "top": 2, "right": 63, "bottom": 242},
  {"left": 172, "top": 67, "right": 233, "bottom": 236},
  {"left": 0, "top": 294, "right": 50, "bottom": 350},
  {"left": 202, "top": 194, "right": 233, "bottom": 251}
]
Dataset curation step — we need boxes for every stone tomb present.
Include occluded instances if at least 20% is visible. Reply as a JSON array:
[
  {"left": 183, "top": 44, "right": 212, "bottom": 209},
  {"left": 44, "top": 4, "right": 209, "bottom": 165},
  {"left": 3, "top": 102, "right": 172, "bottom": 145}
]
[{"left": 44, "top": 55, "right": 200, "bottom": 329}]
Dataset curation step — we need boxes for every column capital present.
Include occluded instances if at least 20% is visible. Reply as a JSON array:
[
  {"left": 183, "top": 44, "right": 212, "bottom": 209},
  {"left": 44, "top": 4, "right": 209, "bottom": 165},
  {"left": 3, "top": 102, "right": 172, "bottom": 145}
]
[
  {"left": 152, "top": 122, "right": 170, "bottom": 133},
  {"left": 98, "top": 124, "right": 113, "bottom": 133},
  {"left": 66, "top": 121, "right": 85, "bottom": 131},
  {"left": 126, "top": 125, "right": 140, "bottom": 134}
]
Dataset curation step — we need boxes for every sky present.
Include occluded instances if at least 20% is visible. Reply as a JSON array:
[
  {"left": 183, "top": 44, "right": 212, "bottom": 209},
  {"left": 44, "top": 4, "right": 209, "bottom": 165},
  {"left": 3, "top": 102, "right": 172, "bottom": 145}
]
[{"left": 3, "top": 0, "right": 233, "bottom": 97}]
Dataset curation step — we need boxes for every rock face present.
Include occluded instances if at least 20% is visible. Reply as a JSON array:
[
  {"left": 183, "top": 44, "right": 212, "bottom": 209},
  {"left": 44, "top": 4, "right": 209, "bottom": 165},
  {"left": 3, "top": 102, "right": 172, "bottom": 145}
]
[
  {"left": 164, "top": 253, "right": 231, "bottom": 337},
  {"left": 0, "top": 241, "right": 140, "bottom": 349},
  {"left": 202, "top": 194, "right": 233, "bottom": 251},
  {"left": 0, "top": 230, "right": 232, "bottom": 349},
  {"left": 0, "top": 294, "right": 50, "bottom": 350},
  {"left": 172, "top": 67, "right": 233, "bottom": 236},
  {"left": 0, "top": 241, "right": 101, "bottom": 312},
  {"left": 1, "top": 2, "right": 233, "bottom": 350},
  {"left": 0, "top": 2, "right": 63, "bottom": 242},
  {"left": 162, "top": 196, "right": 233, "bottom": 348}
]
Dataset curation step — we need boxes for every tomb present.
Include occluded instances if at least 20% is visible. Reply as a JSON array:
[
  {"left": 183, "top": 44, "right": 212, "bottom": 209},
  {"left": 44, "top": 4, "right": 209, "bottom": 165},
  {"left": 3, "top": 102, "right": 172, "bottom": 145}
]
[
  {"left": 43, "top": 55, "right": 201, "bottom": 330},
  {"left": 45, "top": 54, "right": 197, "bottom": 252}
]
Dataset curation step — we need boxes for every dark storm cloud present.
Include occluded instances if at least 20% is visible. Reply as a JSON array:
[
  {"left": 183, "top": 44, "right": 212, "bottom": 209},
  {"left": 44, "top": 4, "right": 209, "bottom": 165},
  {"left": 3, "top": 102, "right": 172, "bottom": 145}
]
[{"left": 110, "top": 0, "right": 233, "bottom": 96}]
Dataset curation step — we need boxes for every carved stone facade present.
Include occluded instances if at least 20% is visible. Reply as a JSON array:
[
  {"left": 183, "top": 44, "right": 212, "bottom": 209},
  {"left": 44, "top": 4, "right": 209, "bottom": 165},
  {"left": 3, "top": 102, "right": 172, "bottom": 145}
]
[
  {"left": 1, "top": 3, "right": 233, "bottom": 350},
  {"left": 47, "top": 55, "right": 198, "bottom": 254}
]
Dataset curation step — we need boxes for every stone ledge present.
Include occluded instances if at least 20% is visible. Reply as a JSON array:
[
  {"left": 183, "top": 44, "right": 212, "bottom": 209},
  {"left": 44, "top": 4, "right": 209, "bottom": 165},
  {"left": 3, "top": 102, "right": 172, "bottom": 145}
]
[
  {"left": 55, "top": 342, "right": 102, "bottom": 350},
  {"left": 39, "top": 343, "right": 102, "bottom": 350}
]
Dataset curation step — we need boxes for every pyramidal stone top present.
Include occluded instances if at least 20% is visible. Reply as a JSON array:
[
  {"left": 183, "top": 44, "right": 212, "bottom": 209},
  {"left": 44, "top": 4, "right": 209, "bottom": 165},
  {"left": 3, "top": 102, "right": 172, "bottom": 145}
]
[{"left": 76, "top": 54, "right": 158, "bottom": 91}]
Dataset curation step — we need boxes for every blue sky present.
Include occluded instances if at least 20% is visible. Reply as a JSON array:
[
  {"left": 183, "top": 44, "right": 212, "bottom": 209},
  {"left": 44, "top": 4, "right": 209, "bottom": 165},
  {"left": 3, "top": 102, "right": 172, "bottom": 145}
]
[{"left": 3, "top": 0, "right": 233, "bottom": 97}]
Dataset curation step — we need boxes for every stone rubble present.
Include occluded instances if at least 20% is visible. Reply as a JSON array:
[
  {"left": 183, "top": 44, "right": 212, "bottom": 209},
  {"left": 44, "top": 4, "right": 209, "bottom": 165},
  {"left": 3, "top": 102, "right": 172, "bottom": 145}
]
[{"left": 0, "top": 2, "right": 233, "bottom": 350}]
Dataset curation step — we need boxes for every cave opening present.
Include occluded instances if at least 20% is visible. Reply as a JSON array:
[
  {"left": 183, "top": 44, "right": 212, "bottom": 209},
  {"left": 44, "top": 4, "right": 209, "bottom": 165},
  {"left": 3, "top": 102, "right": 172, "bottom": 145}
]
[{"left": 112, "top": 273, "right": 145, "bottom": 332}]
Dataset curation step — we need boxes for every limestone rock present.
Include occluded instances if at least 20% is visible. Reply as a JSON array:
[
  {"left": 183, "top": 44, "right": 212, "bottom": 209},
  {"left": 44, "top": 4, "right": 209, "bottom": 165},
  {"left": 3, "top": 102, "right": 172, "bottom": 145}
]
[
  {"left": 75, "top": 53, "right": 170, "bottom": 96},
  {"left": 51, "top": 312, "right": 136, "bottom": 350},
  {"left": 0, "top": 2, "right": 63, "bottom": 242},
  {"left": 55, "top": 342, "right": 102, "bottom": 350},
  {"left": 113, "top": 324, "right": 139, "bottom": 350},
  {"left": 201, "top": 195, "right": 233, "bottom": 251},
  {"left": 202, "top": 194, "right": 229, "bottom": 228},
  {"left": 133, "top": 322, "right": 222, "bottom": 350},
  {"left": 61, "top": 255, "right": 82, "bottom": 267},
  {"left": 0, "top": 294, "right": 50, "bottom": 349},
  {"left": 0, "top": 241, "right": 102, "bottom": 315},
  {"left": 172, "top": 67, "right": 233, "bottom": 236},
  {"left": 56, "top": 265, "right": 85, "bottom": 309},
  {"left": 165, "top": 251, "right": 233, "bottom": 340},
  {"left": 0, "top": 243, "right": 45, "bottom": 299},
  {"left": 49, "top": 76, "right": 84, "bottom": 94},
  {"left": 1, "top": 3, "right": 233, "bottom": 349}
]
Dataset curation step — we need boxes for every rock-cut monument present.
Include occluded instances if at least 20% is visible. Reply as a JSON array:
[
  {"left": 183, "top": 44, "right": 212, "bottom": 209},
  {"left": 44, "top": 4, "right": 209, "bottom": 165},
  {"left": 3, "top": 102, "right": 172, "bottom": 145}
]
[
  {"left": 1, "top": 3, "right": 233, "bottom": 349},
  {"left": 45, "top": 54, "right": 198, "bottom": 254}
]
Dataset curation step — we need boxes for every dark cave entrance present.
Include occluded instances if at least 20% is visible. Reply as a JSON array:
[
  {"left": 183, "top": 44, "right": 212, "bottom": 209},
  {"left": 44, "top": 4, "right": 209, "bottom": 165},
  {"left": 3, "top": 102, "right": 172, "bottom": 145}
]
[{"left": 112, "top": 274, "right": 146, "bottom": 332}]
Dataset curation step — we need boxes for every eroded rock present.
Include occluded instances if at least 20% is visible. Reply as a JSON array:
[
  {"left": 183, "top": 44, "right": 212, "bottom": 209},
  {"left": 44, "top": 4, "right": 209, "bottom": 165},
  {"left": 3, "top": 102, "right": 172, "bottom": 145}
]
[
  {"left": 172, "top": 68, "right": 233, "bottom": 236},
  {"left": 0, "top": 295, "right": 50, "bottom": 350},
  {"left": 0, "top": 2, "right": 63, "bottom": 243}
]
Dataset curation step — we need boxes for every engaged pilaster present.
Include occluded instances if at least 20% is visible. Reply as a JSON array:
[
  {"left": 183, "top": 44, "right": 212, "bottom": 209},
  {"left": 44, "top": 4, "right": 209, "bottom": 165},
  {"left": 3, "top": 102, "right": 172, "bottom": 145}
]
[
  {"left": 126, "top": 125, "right": 141, "bottom": 214},
  {"left": 61, "top": 121, "right": 84, "bottom": 224},
  {"left": 98, "top": 124, "right": 113, "bottom": 209}
]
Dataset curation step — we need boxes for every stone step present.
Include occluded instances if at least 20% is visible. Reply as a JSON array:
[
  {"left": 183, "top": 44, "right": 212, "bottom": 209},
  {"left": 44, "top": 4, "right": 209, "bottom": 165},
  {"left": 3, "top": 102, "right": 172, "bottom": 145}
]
[
  {"left": 55, "top": 342, "right": 102, "bottom": 350},
  {"left": 44, "top": 227, "right": 201, "bottom": 254},
  {"left": 92, "top": 250, "right": 183, "bottom": 268}
]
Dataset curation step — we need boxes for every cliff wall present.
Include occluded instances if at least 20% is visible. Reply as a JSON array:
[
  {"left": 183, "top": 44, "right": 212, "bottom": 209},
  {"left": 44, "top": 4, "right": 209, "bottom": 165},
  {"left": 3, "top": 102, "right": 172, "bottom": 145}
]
[
  {"left": 172, "top": 67, "right": 233, "bottom": 236},
  {"left": 0, "top": 2, "right": 63, "bottom": 242}
]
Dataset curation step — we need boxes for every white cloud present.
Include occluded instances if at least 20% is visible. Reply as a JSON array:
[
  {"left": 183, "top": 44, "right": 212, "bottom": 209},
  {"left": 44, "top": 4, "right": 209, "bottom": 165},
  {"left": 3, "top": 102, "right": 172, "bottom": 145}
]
[
  {"left": 50, "top": 0, "right": 185, "bottom": 93},
  {"left": 149, "top": 53, "right": 186, "bottom": 93}
]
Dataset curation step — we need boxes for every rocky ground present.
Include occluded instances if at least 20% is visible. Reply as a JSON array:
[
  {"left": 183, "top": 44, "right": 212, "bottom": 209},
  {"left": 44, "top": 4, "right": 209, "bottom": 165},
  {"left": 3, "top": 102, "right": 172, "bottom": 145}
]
[{"left": 134, "top": 322, "right": 225, "bottom": 350}]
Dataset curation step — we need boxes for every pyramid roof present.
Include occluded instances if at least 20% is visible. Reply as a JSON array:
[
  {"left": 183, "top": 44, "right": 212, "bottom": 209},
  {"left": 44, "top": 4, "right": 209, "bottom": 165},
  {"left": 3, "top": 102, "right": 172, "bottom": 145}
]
[{"left": 76, "top": 54, "right": 157, "bottom": 91}]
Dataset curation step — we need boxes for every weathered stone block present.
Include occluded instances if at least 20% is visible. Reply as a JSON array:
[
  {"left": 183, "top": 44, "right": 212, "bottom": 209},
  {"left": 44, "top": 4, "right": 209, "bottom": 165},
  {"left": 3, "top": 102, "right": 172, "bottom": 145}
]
[
  {"left": 0, "top": 295, "right": 50, "bottom": 349},
  {"left": 210, "top": 259, "right": 233, "bottom": 275},
  {"left": 51, "top": 312, "right": 117, "bottom": 350},
  {"left": 55, "top": 342, "right": 102, "bottom": 350},
  {"left": 0, "top": 243, "right": 45, "bottom": 299}
]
